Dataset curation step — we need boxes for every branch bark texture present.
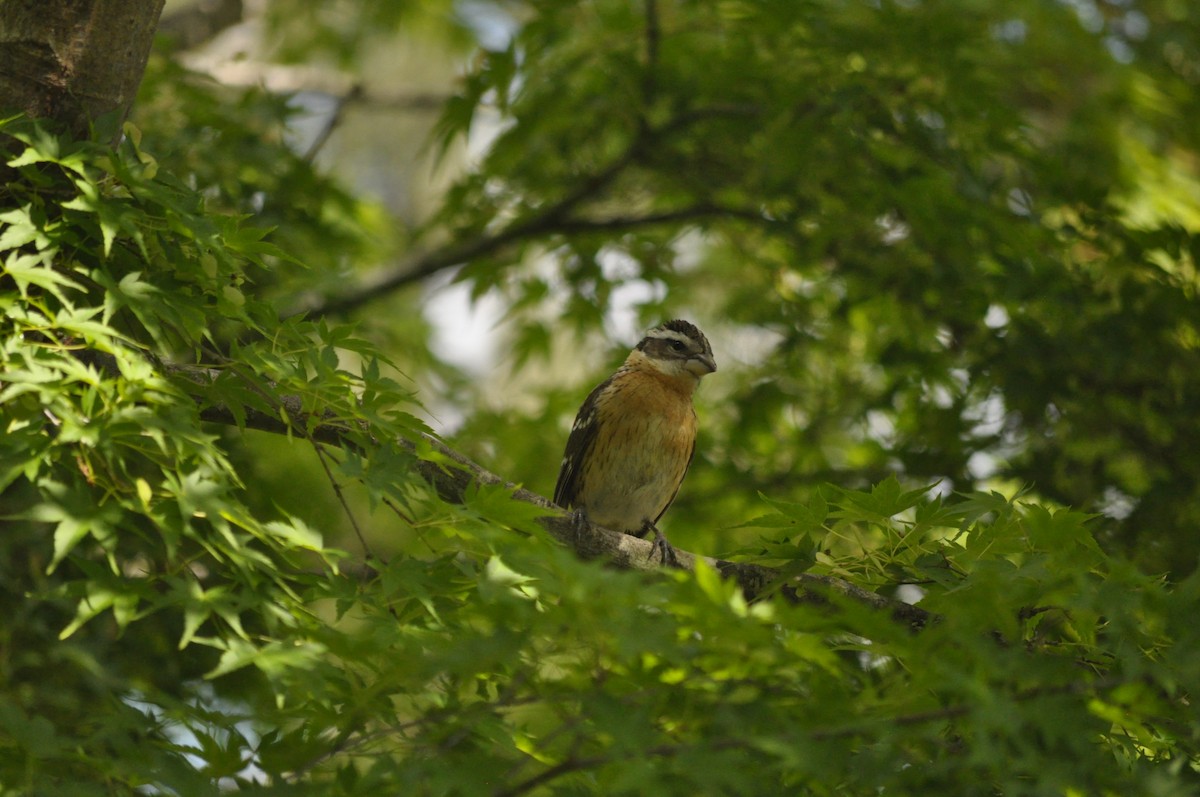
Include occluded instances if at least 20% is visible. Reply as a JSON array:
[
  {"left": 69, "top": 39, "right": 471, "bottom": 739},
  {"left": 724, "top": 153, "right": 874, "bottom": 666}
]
[
  {"left": 131, "top": 353, "right": 933, "bottom": 630},
  {"left": 0, "top": 0, "right": 164, "bottom": 139}
]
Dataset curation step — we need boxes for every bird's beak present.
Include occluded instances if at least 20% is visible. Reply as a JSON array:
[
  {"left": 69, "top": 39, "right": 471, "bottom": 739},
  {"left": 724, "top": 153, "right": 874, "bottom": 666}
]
[{"left": 687, "top": 354, "right": 717, "bottom": 376}]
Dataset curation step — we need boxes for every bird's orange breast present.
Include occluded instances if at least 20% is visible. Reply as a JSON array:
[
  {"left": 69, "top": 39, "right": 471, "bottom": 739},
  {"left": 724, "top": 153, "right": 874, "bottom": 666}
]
[{"left": 574, "top": 365, "right": 698, "bottom": 533}]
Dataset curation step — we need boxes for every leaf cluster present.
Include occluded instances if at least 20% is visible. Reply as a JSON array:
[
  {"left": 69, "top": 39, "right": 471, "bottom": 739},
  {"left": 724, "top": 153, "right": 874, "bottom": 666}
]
[
  {"left": 3, "top": 0, "right": 1200, "bottom": 794},
  {"left": 0, "top": 116, "right": 424, "bottom": 792},
  {"left": 433, "top": 0, "right": 1200, "bottom": 577}
]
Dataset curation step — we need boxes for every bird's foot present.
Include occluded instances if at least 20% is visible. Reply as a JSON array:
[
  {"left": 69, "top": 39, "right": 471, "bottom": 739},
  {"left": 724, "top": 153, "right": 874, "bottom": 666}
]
[
  {"left": 569, "top": 508, "right": 591, "bottom": 545},
  {"left": 641, "top": 521, "right": 681, "bottom": 568}
]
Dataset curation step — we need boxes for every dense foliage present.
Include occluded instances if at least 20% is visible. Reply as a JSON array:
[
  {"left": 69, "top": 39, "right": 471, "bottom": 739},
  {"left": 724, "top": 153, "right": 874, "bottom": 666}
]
[{"left": 2, "top": 0, "right": 1199, "bottom": 794}]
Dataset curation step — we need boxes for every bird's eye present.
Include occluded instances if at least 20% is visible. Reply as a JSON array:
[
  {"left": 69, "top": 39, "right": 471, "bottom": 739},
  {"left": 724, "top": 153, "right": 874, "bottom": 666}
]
[{"left": 668, "top": 340, "right": 686, "bottom": 352}]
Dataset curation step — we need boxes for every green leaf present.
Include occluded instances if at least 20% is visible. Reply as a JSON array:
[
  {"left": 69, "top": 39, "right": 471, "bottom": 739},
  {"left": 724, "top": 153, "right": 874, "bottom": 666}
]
[
  {"left": 3, "top": 252, "right": 84, "bottom": 302},
  {"left": 741, "top": 491, "right": 829, "bottom": 535},
  {"left": 264, "top": 516, "right": 325, "bottom": 551},
  {"left": 59, "top": 582, "right": 138, "bottom": 639},
  {"left": 0, "top": 206, "right": 40, "bottom": 252},
  {"left": 831, "top": 476, "right": 936, "bottom": 520},
  {"left": 50, "top": 517, "right": 92, "bottom": 572},
  {"left": 204, "top": 638, "right": 261, "bottom": 678}
]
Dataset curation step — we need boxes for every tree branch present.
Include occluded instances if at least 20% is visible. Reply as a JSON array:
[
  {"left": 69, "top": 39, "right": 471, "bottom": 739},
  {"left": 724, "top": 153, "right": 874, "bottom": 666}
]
[
  {"left": 216, "top": 371, "right": 929, "bottom": 627},
  {"left": 494, "top": 741, "right": 751, "bottom": 797},
  {"left": 0, "top": 0, "right": 165, "bottom": 141},
  {"left": 83, "top": 349, "right": 932, "bottom": 628},
  {"left": 289, "top": 202, "right": 770, "bottom": 319},
  {"left": 641, "top": 0, "right": 661, "bottom": 107},
  {"left": 156, "top": 0, "right": 244, "bottom": 51},
  {"left": 291, "top": 135, "right": 649, "bottom": 319},
  {"left": 289, "top": 107, "right": 767, "bottom": 320}
]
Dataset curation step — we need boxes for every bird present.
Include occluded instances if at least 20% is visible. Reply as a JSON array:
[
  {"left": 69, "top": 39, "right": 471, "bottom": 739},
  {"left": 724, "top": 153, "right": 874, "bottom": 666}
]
[{"left": 553, "top": 319, "right": 717, "bottom": 565}]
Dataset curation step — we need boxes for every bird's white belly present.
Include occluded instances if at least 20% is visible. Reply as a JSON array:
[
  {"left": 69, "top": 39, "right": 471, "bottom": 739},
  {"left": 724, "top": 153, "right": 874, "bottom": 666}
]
[{"left": 584, "top": 473, "right": 676, "bottom": 533}]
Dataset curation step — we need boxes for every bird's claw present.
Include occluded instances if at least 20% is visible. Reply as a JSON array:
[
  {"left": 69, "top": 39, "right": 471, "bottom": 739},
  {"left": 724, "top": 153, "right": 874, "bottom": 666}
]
[
  {"left": 643, "top": 521, "right": 681, "bottom": 568},
  {"left": 569, "top": 508, "right": 590, "bottom": 544}
]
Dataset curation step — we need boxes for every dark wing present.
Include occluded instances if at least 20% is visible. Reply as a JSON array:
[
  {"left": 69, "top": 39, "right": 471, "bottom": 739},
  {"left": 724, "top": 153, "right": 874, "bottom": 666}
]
[
  {"left": 651, "top": 435, "right": 696, "bottom": 525},
  {"left": 553, "top": 380, "right": 606, "bottom": 508}
]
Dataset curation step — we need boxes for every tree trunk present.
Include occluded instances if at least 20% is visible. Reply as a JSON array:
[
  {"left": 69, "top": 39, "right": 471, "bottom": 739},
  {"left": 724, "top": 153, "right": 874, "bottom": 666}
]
[{"left": 0, "top": 0, "right": 164, "bottom": 140}]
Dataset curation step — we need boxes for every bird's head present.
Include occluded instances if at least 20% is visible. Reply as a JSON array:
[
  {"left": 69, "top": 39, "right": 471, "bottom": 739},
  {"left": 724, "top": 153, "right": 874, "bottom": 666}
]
[{"left": 631, "top": 319, "right": 717, "bottom": 382}]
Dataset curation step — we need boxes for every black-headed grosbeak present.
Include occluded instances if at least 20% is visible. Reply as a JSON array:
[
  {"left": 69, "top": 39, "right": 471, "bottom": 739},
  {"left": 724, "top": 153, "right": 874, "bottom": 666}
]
[{"left": 554, "top": 319, "right": 717, "bottom": 564}]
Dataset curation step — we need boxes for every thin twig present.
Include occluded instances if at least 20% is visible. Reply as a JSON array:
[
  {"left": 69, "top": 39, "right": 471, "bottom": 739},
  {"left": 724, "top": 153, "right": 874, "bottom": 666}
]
[
  {"left": 312, "top": 440, "right": 374, "bottom": 562},
  {"left": 382, "top": 496, "right": 437, "bottom": 555},
  {"left": 642, "top": 0, "right": 661, "bottom": 106},
  {"left": 304, "top": 84, "right": 364, "bottom": 163},
  {"left": 495, "top": 740, "right": 749, "bottom": 797}
]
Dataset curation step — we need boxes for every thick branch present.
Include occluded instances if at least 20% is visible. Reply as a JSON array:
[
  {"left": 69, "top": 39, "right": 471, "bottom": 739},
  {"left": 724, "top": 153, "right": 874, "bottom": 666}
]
[
  {"left": 0, "top": 0, "right": 164, "bottom": 140},
  {"left": 138, "top": 354, "right": 932, "bottom": 629}
]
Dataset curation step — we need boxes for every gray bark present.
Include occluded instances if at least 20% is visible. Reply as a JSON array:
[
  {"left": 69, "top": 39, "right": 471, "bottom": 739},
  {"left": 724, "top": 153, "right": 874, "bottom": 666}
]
[{"left": 0, "top": 0, "right": 164, "bottom": 138}]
